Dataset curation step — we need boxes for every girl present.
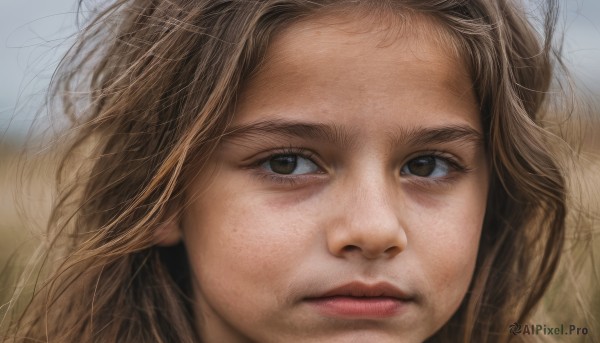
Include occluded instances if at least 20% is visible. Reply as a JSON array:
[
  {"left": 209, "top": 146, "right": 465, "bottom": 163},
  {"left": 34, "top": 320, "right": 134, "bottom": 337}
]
[{"left": 1, "top": 0, "right": 588, "bottom": 342}]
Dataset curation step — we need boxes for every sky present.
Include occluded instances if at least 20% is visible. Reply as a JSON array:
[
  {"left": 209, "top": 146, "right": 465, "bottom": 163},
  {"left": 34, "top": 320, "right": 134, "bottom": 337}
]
[
  {"left": 1, "top": 0, "right": 599, "bottom": 140},
  {"left": 0, "top": 0, "right": 79, "bottom": 140}
]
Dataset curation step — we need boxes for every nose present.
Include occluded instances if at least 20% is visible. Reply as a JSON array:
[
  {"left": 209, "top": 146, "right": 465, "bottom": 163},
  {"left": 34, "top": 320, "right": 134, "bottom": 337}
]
[{"left": 326, "top": 177, "right": 407, "bottom": 260}]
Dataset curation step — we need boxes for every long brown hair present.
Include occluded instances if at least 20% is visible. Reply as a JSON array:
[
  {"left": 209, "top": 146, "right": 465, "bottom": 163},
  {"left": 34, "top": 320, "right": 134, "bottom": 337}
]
[{"left": 2, "top": 0, "right": 570, "bottom": 342}]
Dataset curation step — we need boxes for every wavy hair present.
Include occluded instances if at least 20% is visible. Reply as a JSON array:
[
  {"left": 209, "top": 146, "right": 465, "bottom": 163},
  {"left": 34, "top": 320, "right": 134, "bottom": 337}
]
[{"left": 2, "top": 0, "right": 569, "bottom": 342}]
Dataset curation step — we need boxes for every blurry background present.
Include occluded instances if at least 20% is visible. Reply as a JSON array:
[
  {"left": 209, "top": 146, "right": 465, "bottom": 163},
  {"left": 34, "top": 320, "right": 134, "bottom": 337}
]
[
  {"left": 0, "top": 0, "right": 79, "bottom": 305},
  {"left": 0, "top": 0, "right": 599, "bottom": 338}
]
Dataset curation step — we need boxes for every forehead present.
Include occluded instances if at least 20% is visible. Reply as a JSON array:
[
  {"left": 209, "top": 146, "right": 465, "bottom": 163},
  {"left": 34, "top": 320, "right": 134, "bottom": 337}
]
[
  {"left": 242, "top": 10, "right": 474, "bottom": 107},
  {"left": 234, "top": 9, "right": 479, "bottom": 134}
]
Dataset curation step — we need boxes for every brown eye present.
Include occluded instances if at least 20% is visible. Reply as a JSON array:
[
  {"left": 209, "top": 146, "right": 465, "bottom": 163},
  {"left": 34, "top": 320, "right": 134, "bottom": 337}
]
[
  {"left": 261, "top": 154, "right": 319, "bottom": 175},
  {"left": 269, "top": 155, "right": 297, "bottom": 174},
  {"left": 402, "top": 156, "right": 449, "bottom": 177}
]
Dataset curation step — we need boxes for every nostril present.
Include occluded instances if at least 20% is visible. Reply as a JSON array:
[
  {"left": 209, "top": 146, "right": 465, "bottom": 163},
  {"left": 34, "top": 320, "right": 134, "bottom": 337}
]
[
  {"left": 342, "top": 245, "right": 361, "bottom": 253},
  {"left": 384, "top": 246, "right": 402, "bottom": 256}
]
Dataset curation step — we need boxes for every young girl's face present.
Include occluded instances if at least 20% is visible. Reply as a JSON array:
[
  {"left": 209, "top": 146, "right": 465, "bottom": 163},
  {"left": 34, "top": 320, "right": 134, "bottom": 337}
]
[{"left": 179, "top": 12, "right": 489, "bottom": 343}]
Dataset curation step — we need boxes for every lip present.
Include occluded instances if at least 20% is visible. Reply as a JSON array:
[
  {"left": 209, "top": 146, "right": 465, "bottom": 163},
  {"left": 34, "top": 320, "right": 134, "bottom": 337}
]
[{"left": 304, "top": 281, "right": 414, "bottom": 318}]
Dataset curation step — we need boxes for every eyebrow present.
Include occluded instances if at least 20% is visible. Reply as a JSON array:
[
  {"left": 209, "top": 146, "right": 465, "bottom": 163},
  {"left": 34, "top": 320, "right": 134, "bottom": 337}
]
[
  {"left": 221, "top": 119, "right": 355, "bottom": 147},
  {"left": 389, "top": 124, "right": 484, "bottom": 148},
  {"left": 220, "top": 119, "right": 484, "bottom": 149}
]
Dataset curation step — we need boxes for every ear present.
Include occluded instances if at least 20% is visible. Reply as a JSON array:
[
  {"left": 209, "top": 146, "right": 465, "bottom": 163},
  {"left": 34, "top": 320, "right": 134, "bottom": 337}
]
[{"left": 153, "top": 214, "right": 182, "bottom": 247}]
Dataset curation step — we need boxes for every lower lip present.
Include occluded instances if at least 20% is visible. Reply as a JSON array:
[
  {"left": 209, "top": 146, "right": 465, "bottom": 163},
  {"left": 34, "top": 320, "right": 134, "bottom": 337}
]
[{"left": 305, "top": 296, "right": 408, "bottom": 318}]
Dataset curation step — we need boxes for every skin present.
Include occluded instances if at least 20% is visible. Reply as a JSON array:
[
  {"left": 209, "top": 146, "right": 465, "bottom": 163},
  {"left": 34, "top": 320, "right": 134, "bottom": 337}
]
[{"left": 166, "top": 12, "right": 489, "bottom": 343}]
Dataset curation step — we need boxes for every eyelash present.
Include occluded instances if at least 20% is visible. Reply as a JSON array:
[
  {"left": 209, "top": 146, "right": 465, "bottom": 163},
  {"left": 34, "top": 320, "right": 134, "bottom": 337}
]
[
  {"left": 248, "top": 148, "right": 470, "bottom": 187},
  {"left": 250, "top": 147, "right": 323, "bottom": 186},
  {"left": 400, "top": 151, "right": 471, "bottom": 187}
]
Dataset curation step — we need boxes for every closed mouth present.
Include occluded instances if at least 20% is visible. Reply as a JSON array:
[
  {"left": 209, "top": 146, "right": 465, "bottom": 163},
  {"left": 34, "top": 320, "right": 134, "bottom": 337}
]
[
  {"left": 304, "top": 281, "right": 414, "bottom": 318},
  {"left": 307, "top": 281, "right": 413, "bottom": 300}
]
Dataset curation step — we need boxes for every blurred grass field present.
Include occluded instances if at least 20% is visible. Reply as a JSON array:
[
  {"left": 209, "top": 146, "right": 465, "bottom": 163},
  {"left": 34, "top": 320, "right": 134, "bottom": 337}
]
[
  {"left": 0, "top": 139, "right": 54, "bottom": 304},
  {"left": 1, "top": 121, "right": 599, "bottom": 339}
]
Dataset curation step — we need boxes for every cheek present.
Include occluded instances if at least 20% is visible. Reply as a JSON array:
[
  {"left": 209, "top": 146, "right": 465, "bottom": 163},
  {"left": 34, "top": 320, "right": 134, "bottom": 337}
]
[
  {"left": 182, "top": 187, "right": 311, "bottom": 298},
  {"left": 427, "top": 207, "right": 482, "bottom": 276},
  {"left": 407, "top": 187, "right": 486, "bottom": 321}
]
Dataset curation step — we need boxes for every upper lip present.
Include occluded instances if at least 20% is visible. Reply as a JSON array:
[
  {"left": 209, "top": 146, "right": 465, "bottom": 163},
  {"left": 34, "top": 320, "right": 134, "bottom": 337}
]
[{"left": 307, "top": 281, "right": 413, "bottom": 300}]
